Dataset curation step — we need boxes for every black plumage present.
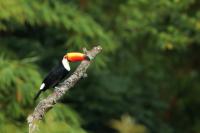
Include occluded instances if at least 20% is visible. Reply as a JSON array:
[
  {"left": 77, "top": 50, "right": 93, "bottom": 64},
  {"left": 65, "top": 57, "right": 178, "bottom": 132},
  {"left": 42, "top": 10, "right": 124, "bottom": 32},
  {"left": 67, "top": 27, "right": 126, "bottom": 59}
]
[{"left": 34, "top": 61, "right": 69, "bottom": 101}]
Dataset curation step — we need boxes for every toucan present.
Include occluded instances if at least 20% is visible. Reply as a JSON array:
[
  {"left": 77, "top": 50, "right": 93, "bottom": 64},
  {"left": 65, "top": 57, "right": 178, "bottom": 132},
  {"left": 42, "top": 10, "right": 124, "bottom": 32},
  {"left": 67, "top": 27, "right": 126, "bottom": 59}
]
[{"left": 34, "top": 52, "right": 90, "bottom": 101}]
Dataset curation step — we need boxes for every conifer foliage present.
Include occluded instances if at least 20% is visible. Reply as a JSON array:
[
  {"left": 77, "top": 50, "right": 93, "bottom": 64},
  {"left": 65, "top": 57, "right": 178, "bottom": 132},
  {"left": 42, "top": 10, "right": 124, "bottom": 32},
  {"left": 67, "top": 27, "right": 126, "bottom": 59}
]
[{"left": 0, "top": 0, "right": 200, "bottom": 133}]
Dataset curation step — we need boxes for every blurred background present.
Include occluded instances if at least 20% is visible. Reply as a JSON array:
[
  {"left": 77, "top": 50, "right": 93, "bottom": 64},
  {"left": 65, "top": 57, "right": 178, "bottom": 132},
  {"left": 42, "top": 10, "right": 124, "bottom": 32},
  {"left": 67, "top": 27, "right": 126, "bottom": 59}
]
[{"left": 0, "top": 0, "right": 200, "bottom": 133}]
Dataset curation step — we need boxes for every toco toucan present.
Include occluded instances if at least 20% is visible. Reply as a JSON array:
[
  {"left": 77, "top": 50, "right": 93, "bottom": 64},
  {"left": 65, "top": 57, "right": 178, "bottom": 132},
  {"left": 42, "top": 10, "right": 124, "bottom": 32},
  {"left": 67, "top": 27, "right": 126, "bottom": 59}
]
[{"left": 34, "top": 52, "right": 90, "bottom": 101}]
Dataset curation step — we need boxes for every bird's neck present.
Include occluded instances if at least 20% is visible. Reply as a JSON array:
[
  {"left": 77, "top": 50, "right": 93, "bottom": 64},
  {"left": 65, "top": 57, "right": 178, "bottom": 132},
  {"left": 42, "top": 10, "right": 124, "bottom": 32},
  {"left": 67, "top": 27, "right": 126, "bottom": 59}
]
[{"left": 62, "top": 58, "right": 71, "bottom": 71}]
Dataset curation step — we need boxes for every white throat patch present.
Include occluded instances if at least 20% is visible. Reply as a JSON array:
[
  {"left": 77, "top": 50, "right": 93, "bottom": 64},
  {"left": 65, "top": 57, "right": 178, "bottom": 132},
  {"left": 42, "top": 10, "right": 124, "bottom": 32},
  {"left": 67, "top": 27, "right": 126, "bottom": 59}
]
[{"left": 62, "top": 58, "right": 71, "bottom": 71}]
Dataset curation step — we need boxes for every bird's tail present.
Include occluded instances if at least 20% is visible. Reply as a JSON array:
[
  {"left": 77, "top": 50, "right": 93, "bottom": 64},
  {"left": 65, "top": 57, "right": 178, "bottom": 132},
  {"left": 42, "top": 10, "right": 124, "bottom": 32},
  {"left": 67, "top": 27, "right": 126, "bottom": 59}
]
[{"left": 34, "top": 90, "right": 43, "bottom": 101}]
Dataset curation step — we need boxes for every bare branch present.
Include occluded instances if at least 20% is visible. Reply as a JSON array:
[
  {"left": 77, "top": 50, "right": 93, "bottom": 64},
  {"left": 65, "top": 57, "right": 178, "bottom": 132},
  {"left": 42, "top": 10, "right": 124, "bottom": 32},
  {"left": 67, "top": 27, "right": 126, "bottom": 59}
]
[{"left": 27, "top": 46, "right": 102, "bottom": 133}]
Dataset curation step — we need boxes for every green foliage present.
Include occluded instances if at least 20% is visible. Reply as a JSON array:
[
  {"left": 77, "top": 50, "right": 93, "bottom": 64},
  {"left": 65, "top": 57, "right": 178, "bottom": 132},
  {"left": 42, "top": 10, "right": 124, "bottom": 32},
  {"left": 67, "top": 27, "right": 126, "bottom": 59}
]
[
  {"left": 0, "top": 57, "right": 41, "bottom": 118},
  {"left": 0, "top": 0, "right": 117, "bottom": 71},
  {"left": 115, "top": 0, "right": 198, "bottom": 50},
  {"left": 0, "top": 0, "right": 199, "bottom": 133},
  {"left": 38, "top": 104, "right": 87, "bottom": 133}
]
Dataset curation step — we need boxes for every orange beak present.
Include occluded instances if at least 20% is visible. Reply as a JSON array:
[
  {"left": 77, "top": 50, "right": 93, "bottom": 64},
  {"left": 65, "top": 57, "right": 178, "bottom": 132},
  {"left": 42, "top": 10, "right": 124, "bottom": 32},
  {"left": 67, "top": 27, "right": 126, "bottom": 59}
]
[{"left": 65, "top": 52, "right": 87, "bottom": 62}]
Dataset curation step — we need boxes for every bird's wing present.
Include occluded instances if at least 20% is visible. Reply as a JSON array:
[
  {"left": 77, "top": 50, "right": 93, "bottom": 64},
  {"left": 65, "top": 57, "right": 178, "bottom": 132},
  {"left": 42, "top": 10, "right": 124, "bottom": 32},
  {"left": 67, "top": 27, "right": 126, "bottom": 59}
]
[{"left": 42, "top": 63, "right": 69, "bottom": 89}]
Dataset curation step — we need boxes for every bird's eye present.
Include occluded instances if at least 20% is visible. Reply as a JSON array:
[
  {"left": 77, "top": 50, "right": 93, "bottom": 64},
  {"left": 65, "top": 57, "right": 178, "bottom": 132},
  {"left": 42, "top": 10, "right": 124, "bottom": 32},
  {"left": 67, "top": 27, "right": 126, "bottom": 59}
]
[{"left": 64, "top": 55, "right": 68, "bottom": 59}]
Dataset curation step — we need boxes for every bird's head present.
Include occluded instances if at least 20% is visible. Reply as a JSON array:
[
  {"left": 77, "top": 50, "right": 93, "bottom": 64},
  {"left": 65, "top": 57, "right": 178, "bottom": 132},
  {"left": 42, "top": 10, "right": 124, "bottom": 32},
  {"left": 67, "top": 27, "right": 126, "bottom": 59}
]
[{"left": 62, "top": 52, "right": 91, "bottom": 71}]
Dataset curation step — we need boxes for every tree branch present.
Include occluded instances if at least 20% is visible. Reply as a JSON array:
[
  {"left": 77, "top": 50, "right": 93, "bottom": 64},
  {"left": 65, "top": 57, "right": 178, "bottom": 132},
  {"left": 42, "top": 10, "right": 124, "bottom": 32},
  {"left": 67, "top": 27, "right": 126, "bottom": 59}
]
[{"left": 27, "top": 46, "right": 102, "bottom": 133}]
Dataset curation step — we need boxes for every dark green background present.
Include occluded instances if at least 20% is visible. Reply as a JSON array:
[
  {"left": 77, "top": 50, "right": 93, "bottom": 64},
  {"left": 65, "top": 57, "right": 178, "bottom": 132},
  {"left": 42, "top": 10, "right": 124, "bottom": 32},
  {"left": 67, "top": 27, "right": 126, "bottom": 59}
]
[{"left": 0, "top": 0, "right": 200, "bottom": 133}]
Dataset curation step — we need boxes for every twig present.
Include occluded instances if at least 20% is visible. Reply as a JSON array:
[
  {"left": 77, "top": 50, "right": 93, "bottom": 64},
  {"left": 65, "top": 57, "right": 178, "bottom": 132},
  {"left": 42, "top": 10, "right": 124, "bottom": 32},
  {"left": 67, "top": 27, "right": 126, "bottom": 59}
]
[{"left": 27, "top": 46, "right": 102, "bottom": 133}]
